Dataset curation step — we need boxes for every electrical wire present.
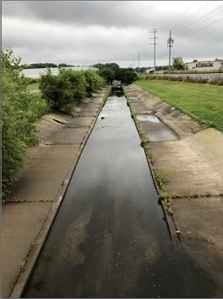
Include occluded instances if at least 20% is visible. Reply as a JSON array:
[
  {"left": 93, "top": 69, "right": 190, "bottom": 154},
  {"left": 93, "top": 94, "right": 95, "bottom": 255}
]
[
  {"left": 157, "top": 3, "right": 222, "bottom": 46},
  {"left": 175, "top": 17, "right": 223, "bottom": 41},
  {"left": 158, "top": 1, "right": 215, "bottom": 39},
  {"left": 173, "top": 5, "right": 223, "bottom": 37},
  {"left": 158, "top": 1, "right": 200, "bottom": 32}
]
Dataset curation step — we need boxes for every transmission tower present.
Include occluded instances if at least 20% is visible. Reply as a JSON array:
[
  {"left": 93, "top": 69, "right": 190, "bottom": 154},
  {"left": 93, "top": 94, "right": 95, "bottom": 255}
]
[
  {"left": 150, "top": 29, "right": 158, "bottom": 74},
  {"left": 167, "top": 31, "right": 174, "bottom": 68}
]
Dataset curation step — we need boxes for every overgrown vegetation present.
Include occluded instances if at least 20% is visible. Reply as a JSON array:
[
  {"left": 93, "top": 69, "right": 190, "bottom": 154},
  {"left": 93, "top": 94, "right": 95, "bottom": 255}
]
[
  {"left": 2, "top": 49, "right": 41, "bottom": 197},
  {"left": 92, "top": 62, "right": 119, "bottom": 74},
  {"left": 39, "top": 67, "right": 105, "bottom": 113},
  {"left": 142, "top": 73, "right": 223, "bottom": 85},
  {"left": 2, "top": 49, "right": 106, "bottom": 198},
  {"left": 99, "top": 68, "right": 115, "bottom": 83},
  {"left": 135, "top": 79, "right": 223, "bottom": 132},
  {"left": 23, "top": 62, "right": 75, "bottom": 69},
  {"left": 116, "top": 68, "right": 138, "bottom": 84},
  {"left": 26, "top": 82, "right": 40, "bottom": 91}
]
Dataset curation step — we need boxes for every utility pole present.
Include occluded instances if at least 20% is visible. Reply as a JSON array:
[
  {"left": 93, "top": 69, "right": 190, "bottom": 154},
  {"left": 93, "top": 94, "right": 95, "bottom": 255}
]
[
  {"left": 138, "top": 52, "right": 140, "bottom": 73},
  {"left": 167, "top": 31, "right": 174, "bottom": 69},
  {"left": 150, "top": 29, "right": 158, "bottom": 74}
]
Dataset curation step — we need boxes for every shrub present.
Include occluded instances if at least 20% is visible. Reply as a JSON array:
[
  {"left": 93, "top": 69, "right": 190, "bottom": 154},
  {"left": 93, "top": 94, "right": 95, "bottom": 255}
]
[
  {"left": 84, "top": 70, "right": 97, "bottom": 97},
  {"left": 84, "top": 69, "right": 105, "bottom": 96},
  {"left": 216, "top": 80, "right": 223, "bottom": 86},
  {"left": 28, "top": 78, "right": 41, "bottom": 84},
  {"left": 39, "top": 67, "right": 87, "bottom": 110},
  {"left": 99, "top": 68, "right": 115, "bottom": 83},
  {"left": 136, "top": 74, "right": 145, "bottom": 80},
  {"left": 2, "top": 49, "right": 40, "bottom": 197},
  {"left": 116, "top": 68, "right": 137, "bottom": 84}
]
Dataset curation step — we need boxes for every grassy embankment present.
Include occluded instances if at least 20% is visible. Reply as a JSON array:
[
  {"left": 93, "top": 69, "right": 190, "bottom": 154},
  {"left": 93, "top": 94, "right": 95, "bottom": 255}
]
[
  {"left": 135, "top": 79, "right": 223, "bottom": 133},
  {"left": 26, "top": 82, "right": 40, "bottom": 91},
  {"left": 25, "top": 82, "right": 52, "bottom": 118}
]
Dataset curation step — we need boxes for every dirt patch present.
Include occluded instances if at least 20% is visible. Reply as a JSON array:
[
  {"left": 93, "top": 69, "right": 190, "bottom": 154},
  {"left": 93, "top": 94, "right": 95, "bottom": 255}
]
[{"left": 29, "top": 88, "right": 40, "bottom": 94}]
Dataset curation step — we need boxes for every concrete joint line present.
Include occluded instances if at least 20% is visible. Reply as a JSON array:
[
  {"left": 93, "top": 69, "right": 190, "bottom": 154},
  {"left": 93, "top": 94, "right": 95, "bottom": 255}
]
[{"left": 9, "top": 87, "right": 111, "bottom": 298}]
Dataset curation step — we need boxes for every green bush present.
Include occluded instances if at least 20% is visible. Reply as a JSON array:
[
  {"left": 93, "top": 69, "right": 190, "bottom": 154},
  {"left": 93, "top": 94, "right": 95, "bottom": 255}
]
[
  {"left": 136, "top": 74, "right": 145, "bottom": 80},
  {"left": 216, "top": 80, "right": 223, "bottom": 86},
  {"left": 84, "top": 69, "right": 105, "bottom": 96},
  {"left": 2, "top": 49, "right": 40, "bottom": 197},
  {"left": 39, "top": 67, "right": 87, "bottom": 110},
  {"left": 99, "top": 68, "right": 115, "bottom": 83},
  {"left": 116, "top": 68, "right": 137, "bottom": 84},
  {"left": 94, "top": 73, "right": 106, "bottom": 89},
  {"left": 30, "top": 93, "right": 52, "bottom": 118},
  {"left": 28, "top": 78, "right": 41, "bottom": 84},
  {"left": 84, "top": 70, "right": 97, "bottom": 96}
]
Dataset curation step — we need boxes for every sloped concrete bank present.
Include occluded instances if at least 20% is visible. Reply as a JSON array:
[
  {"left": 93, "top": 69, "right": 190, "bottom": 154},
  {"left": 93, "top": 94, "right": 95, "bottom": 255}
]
[
  {"left": 125, "top": 83, "right": 223, "bottom": 288},
  {"left": 2, "top": 87, "right": 110, "bottom": 298}
]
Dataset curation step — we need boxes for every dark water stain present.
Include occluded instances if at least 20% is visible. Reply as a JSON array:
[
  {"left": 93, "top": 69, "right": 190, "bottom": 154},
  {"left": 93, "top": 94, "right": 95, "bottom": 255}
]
[
  {"left": 23, "top": 89, "right": 222, "bottom": 298},
  {"left": 137, "top": 115, "right": 179, "bottom": 142}
]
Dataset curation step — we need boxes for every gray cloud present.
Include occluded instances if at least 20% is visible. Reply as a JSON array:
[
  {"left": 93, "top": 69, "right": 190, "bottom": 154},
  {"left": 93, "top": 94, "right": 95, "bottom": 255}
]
[
  {"left": 2, "top": 1, "right": 223, "bottom": 67},
  {"left": 2, "top": 1, "right": 157, "bottom": 28}
]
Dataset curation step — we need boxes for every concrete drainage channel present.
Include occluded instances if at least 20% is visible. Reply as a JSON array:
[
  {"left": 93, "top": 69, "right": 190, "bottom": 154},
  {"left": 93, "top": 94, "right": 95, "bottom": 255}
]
[
  {"left": 7, "top": 87, "right": 111, "bottom": 298},
  {"left": 13, "top": 82, "right": 223, "bottom": 297},
  {"left": 124, "top": 83, "right": 223, "bottom": 293},
  {"left": 123, "top": 86, "right": 180, "bottom": 244}
]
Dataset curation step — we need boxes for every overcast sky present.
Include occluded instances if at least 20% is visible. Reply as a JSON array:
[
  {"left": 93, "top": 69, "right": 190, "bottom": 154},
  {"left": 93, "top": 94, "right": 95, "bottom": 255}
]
[{"left": 2, "top": 1, "right": 223, "bottom": 68}]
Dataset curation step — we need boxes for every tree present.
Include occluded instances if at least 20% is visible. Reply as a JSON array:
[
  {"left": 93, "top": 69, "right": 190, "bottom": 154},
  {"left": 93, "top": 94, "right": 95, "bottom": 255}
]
[
  {"left": 84, "top": 69, "right": 105, "bottom": 97},
  {"left": 172, "top": 57, "right": 187, "bottom": 70},
  {"left": 93, "top": 62, "right": 120, "bottom": 74},
  {"left": 58, "top": 63, "right": 74, "bottom": 67},
  {"left": 116, "top": 68, "right": 137, "bottom": 84},
  {"left": 2, "top": 49, "right": 40, "bottom": 197},
  {"left": 99, "top": 68, "right": 115, "bottom": 82},
  {"left": 39, "top": 67, "right": 87, "bottom": 110}
]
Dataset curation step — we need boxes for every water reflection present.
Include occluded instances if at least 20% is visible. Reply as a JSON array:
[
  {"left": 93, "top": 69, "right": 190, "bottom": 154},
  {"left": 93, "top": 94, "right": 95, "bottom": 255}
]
[{"left": 23, "top": 90, "right": 222, "bottom": 298}]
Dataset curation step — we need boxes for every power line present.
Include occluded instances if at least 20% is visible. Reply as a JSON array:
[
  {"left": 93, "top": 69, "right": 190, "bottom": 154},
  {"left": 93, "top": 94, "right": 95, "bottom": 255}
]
[
  {"left": 157, "top": 8, "right": 223, "bottom": 47},
  {"left": 174, "top": 17, "right": 223, "bottom": 41},
  {"left": 150, "top": 29, "right": 158, "bottom": 73},
  {"left": 158, "top": 1, "right": 200, "bottom": 32},
  {"left": 158, "top": 1, "right": 215, "bottom": 39},
  {"left": 173, "top": 5, "right": 223, "bottom": 37}
]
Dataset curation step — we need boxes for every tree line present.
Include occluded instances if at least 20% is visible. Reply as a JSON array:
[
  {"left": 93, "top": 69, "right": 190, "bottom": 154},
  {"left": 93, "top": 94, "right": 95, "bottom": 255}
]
[{"left": 23, "top": 63, "right": 75, "bottom": 69}]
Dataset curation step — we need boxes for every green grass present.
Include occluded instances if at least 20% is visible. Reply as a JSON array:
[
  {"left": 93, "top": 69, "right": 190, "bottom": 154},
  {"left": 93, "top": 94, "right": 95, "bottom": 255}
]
[
  {"left": 135, "top": 79, "right": 223, "bottom": 132},
  {"left": 30, "top": 92, "right": 52, "bottom": 118},
  {"left": 26, "top": 82, "right": 40, "bottom": 91}
]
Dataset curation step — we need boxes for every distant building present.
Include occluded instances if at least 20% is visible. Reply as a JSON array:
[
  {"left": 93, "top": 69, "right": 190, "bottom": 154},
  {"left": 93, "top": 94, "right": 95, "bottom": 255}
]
[
  {"left": 146, "top": 66, "right": 170, "bottom": 74},
  {"left": 185, "top": 60, "right": 223, "bottom": 71}
]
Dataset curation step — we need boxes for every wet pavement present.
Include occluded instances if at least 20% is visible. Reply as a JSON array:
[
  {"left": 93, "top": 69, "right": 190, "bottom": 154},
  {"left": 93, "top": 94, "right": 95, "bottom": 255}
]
[
  {"left": 136, "top": 115, "right": 179, "bottom": 142},
  {"left": 23, "top": 89, "right": 222, "bottom": 298}
]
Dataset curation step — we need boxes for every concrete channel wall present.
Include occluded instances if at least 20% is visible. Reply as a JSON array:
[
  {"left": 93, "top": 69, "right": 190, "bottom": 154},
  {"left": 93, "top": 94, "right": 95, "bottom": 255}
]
[
  {"left": 153, "top": 72, "right": 223, "bottom": 82},
  {"left": 125, "top": 83, "right": 223, "bottom": 290},
  {"left": 2, "top": 87, "right": 111, "bottom": 298}
]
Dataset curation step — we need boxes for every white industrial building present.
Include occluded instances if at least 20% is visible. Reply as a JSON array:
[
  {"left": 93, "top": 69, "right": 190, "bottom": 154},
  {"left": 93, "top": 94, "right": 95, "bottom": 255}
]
[{"left": 185, "top": 59, "right": 223, "bottom": 71}]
